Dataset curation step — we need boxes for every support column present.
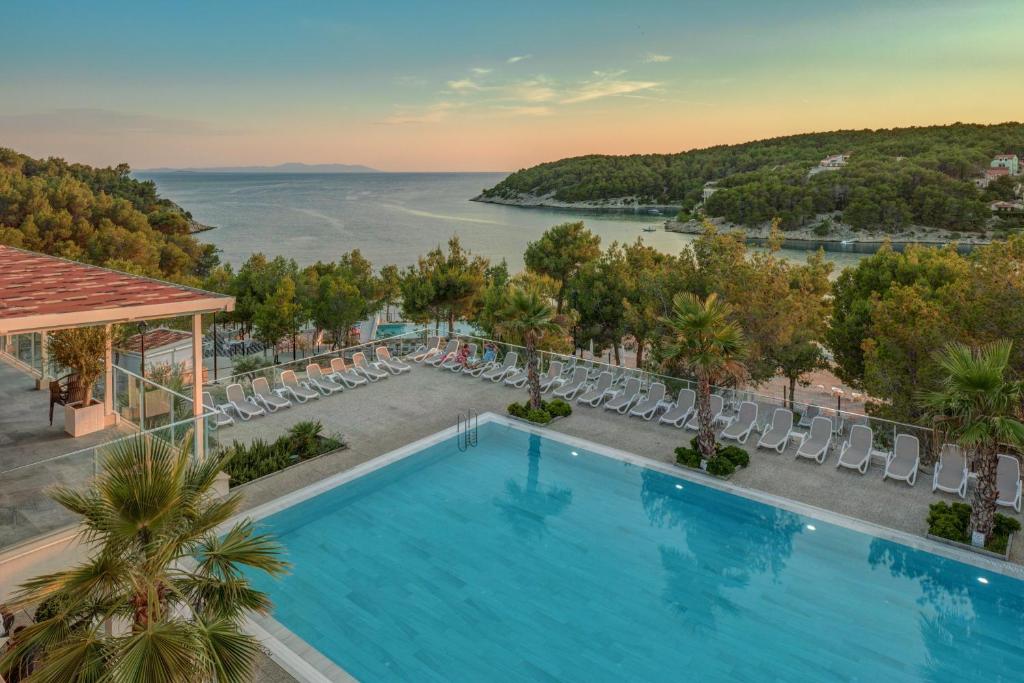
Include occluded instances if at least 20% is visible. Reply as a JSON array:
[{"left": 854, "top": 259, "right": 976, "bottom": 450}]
[
  {"left": 103, "top": 325, "right": 113, "bottom": 419},
  {"left": 192, "top": 313, "right": 206, "bottom": 461},
  {"left": 35, "top": 331, "right": 49, "bottom": 390}
]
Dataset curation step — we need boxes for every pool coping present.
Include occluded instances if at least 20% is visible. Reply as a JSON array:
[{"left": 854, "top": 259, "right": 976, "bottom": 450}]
[{"left": 232, "top": 411, "right": 1024, "bottom": 683}]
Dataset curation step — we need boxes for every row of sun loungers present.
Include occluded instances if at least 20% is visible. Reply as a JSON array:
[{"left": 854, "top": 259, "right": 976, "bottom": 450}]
[{"left": 205, "top": 346, "right": 411, "bottom": 425}]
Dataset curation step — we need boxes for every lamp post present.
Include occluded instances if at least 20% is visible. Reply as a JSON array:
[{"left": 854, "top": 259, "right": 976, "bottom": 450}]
[{"left": 138, "top": 321, "right": 148, "bottom": 380}]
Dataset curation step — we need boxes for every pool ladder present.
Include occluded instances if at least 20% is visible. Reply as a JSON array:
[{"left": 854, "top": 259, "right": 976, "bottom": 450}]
[{"left": 457, "top": 409, "right": 479, "bottom": 451}]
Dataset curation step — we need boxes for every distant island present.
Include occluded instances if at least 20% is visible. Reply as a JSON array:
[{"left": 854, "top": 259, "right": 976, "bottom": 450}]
[
  {"left": 475, "top": 123, "right": 1024, "bottom": 241},
  {"left": 140, "top": 162, "right": 379, "bottom": 174}
]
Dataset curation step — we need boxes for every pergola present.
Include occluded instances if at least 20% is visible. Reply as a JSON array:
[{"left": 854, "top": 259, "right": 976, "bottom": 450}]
[{"left": 0, "top": 245, "right": 234, "bottom": 458}]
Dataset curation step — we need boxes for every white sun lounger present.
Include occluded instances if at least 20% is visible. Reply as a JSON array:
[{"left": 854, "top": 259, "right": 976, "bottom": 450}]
[
  {"left": 353, "top": 351, "right": 389, "bottom": 381},
  {"left": 720, "top": 401, "right": 758, "bottom": 444},
  {"left": 658, "top": 389, "right": 696, "bottom": 428},
  {"left": 306, "top": 364, "right": 345, "bottom": 395},
  {"left": 482, "top": 352, "right": 519, "bottom": 382},
  {"left": 375, "top": 346, "right": 412, "bottom": 374},
  {"left": 576, "top": 371, "right": 614, "bottom": 407},
  {"left": 504, "top": 365, "right": 531, "bottom": 388},
  {"left": 797, "top": 404, "right": 820, "bottom": 429},
  {"left": 630, "top": 382, "right": 667, "bottom": 420},
  {"left": 225, "top": 383, "right": 265, "bottom": 420},
  {"left": 757, "top": 408, "right": 794, "bottom": 453},
  {"left": 553, "top": 367, "right": 589, "bottom": 400},
  {"left": 605, "top": 378, "right": 642, "bottom": 414},
  {"left": 883, "top": 434, "right": 920, "bottom": 486},
  {"left": 203, "top": 390, "right": 234, "bottom": 427},
  {"left": 409, "top": 336, "right": 440, "bottom": 362},
  {"left": 538, "top": 361, "right": 565, "bottom": 392},
  {"left": 685, "top": 394, "right": 724, "bottom": 431},
  {"left": 426, "top": 340, "right": 459, "bottom": 367},
  {"left": 251, "top": 377, "right": 292, "bottom": 412},
  {"left": 932, "top": 443, "right": 968, "bottom": 499},
  {"left": 997, "top": 454, "right": 1022, "bottom": 512},
  {"left": 795, "top": 416, "right": 833, "bottom": 464},
  {"left": 278, "top": 370, "right": 320, "bottom": 403},
  {"left": 836, "top": 424, "right": 873, "bottom": 474},
  {"left": 329, "top": 357, "right": 368, "bottom": 388}
]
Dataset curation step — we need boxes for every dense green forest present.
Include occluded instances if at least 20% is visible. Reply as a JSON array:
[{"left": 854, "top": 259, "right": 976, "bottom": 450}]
[
  {"left": 480, "top": 123, "right": 1024, "bottom": 232},
  {"left": 0, "top": 148, "right": 217, "bottom": 282}
]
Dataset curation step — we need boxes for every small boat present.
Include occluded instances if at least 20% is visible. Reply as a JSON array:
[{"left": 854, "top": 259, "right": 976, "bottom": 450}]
[
  {"left": 840, "top": 239, "right": 855, "bottom": 245},
  {"left": 642, "top": 226, "right": 657, "bottom": 233}
]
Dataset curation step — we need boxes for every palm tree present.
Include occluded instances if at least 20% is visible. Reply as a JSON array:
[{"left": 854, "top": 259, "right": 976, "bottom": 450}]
[
  {"left": 662, "top": 292, "right": 746, "bottom": 461},
  {"left": 496, "top": 287, "right": 563, "bottom": 410},
  {"left": 920, "top": 340, "right": 1024, "bottom": 544},
  {"left": 0, "top": 432, "right": 288, "bottom": 683}
]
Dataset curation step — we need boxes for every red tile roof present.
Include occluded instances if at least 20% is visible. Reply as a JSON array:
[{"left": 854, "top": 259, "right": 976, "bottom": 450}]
[
  {"left": 986, "top": 167, "right": 1010, "bottom": 177},
  {"left": 119, "top": 328, "right": 194, "bottom": 354},
  {"left": 0, "top": 245, "right": 233, "bottom": 334}
]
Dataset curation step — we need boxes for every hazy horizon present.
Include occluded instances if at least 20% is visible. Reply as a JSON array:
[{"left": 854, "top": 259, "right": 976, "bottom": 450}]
[{"left": 4, "top": 1, "right": 1023, "bottom": 171}]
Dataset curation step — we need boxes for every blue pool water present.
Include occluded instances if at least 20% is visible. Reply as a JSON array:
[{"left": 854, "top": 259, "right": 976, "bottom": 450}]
[
  {"left": 374, "top": 321, "right": 478, "bottom": 339},
  {"left": 245, "top": 422, "right": 1024, "bottom": 682}
]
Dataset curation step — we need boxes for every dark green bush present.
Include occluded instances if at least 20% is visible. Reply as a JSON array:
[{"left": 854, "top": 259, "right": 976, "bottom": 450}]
[
  {"left": 706, "top": 457, "right": 737, "bottom": 477},
  {"left": 927, "top": 502, "right": 1021, "bottom": 555},
  {"left": 547, "top": 399, "right": 573, "bottom": 417},
  {"left": 674, "top": 446, "right": 701, "bottom": 468},
  {"left": 719, "top": 445, "right": 750, "bottom": 468},
  {"left": 507, "top": 399, "right": 570, "bottom": 424}
]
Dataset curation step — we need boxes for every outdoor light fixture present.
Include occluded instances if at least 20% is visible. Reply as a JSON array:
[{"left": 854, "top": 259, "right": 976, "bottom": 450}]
[
  {"left": 978, "top": 577, "right": 989, "bottom": 585},
  {"left": 571, "top": 451, "right": 578, "bottom": 456},
  {"left": 675, "top": 484, "right": 683, "bottom": 490},
  {"left": 806, "top": 524, "right": 816, "bottom": 531}
]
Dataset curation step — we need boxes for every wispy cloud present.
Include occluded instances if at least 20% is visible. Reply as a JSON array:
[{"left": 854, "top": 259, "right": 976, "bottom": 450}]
[
  {"left": 379, "top": 101, "right": 461, "bottom": 125},
  {"left": 561, "top": 74, "right": 659, "bottom": 104},
  {"left": 447, "top": 78, "right": 482, "bottom": 92},
  {"left": 506, "top": 54, "right": 532, "bottom": 64},
  {"left": 471, "top": 67, "right": 492, "bottom": 75},
  {"left": 643, "top": 53, "right": 672, "bottom": 63},
  {"left": 501, "top": 77, "right": 557, "bottom": 103}
]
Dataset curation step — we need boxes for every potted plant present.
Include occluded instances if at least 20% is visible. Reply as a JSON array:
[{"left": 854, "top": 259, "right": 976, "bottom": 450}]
[{"left": 48, "top": 326, "right": 109, "bottom": 436}]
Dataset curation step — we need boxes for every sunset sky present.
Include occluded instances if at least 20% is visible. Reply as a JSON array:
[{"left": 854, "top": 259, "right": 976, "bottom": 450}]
[{"left": 3, "top": 0, "right": 1022, "bottom": 171}]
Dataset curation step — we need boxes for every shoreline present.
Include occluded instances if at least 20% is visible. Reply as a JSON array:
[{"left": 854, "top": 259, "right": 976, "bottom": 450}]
[
  {"left": 471, "top": 193, "right": 679, "bottom": 214},
  {"left": 664, "top": 217, "right": 994, "bottom": 247}
]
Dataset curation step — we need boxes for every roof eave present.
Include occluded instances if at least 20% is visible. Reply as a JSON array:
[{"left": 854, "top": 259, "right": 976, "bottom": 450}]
[{"left": 0, "top": 297, "right": 234, "bottom": 336}]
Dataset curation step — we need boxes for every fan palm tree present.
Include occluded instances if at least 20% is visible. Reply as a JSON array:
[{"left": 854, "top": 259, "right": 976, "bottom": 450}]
[
  {"left": 0, "top": 432, "right": 288, "bottom": 683},
  {"left": 496, "top": 287, "right": 563, "bottom": 410},
  {"left": 662, "top": 292, "right": 746, "bottom": 461},
  {"left": 920, "top": 340, "right": 1024, "bottom": 544}
]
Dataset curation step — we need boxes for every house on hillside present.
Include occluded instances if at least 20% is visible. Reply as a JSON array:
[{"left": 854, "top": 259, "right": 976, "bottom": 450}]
[
  {"left": 702, "top": 181, "right": 719, "bottom": 201},
  {"left": 819, "top": 153, "right": 851, "bottom": 169},
  {"left": 976, "top": 166, "right": 1011, "bottom": 188},
  {"left": 990, "top": 200, "right": 1024, "bottom": 213},
  {"left": 991, "top": 154, "right": 1020, "bottom": 176}
]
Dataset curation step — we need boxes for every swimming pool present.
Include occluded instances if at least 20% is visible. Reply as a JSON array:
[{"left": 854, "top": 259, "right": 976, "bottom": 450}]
[
  {"left": 243, "top": 417, "right": 1024, "bottom": 682},
  {"left": 374, "top": 321, "right": 477, "bottom": 339}
]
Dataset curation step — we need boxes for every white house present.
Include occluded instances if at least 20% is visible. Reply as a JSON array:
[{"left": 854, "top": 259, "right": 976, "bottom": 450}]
[{"left": 115, "top": 327, "right": 195, "bottom": 376}]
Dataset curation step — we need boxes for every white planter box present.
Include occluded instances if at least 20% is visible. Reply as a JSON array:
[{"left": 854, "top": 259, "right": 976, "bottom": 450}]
[{"left": 64, "top": 400, "right": 106, "bottom": 437}]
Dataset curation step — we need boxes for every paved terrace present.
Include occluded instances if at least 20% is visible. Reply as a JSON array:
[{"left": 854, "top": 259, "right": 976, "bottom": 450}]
[{"left": 0, "top": 360, "right": 128, "bottom": 547}]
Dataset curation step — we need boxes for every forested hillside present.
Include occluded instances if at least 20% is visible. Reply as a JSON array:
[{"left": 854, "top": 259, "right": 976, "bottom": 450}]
[
  {"left": 480, "top": 123, "right": 1024, "bottom": 232},
  {"left": 0, "top": 148, "right": 217, "bottom": 282}
]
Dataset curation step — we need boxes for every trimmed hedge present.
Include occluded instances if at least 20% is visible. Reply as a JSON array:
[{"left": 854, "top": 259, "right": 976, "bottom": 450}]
[
  {"left": 927, "top": 501, "right": 1020, "bottom": 555},
  {"left": 508, "top": 398, "right": 572, "bottom": 425},
  {"left": 222, "top": 420, "right": 345, "bottom": 486}
]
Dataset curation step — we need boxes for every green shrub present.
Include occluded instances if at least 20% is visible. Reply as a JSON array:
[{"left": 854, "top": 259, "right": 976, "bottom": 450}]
[
  {"left": 221, "top": 422, "right": 346, "bottom": 486},
  {"left": 719, "top": 445, "right": 750, "bottom": 468},
  {"left": 674, "top": 446, "right": 701, "bottom": 468},
  {"left": 812, "top": 222, "right": 830, "bottom": 237},
  {"left": 706, "top": 457, "right": 737, "bottom": 477},
  {"left": 507, "top": 398, "right": 570, "bottom": 424},
  {"left": 927, "top": 502, "right": 1021, "bottom": 554},
  {"left": 547, "top": 399, "right": 573, "bottom": 418}
]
